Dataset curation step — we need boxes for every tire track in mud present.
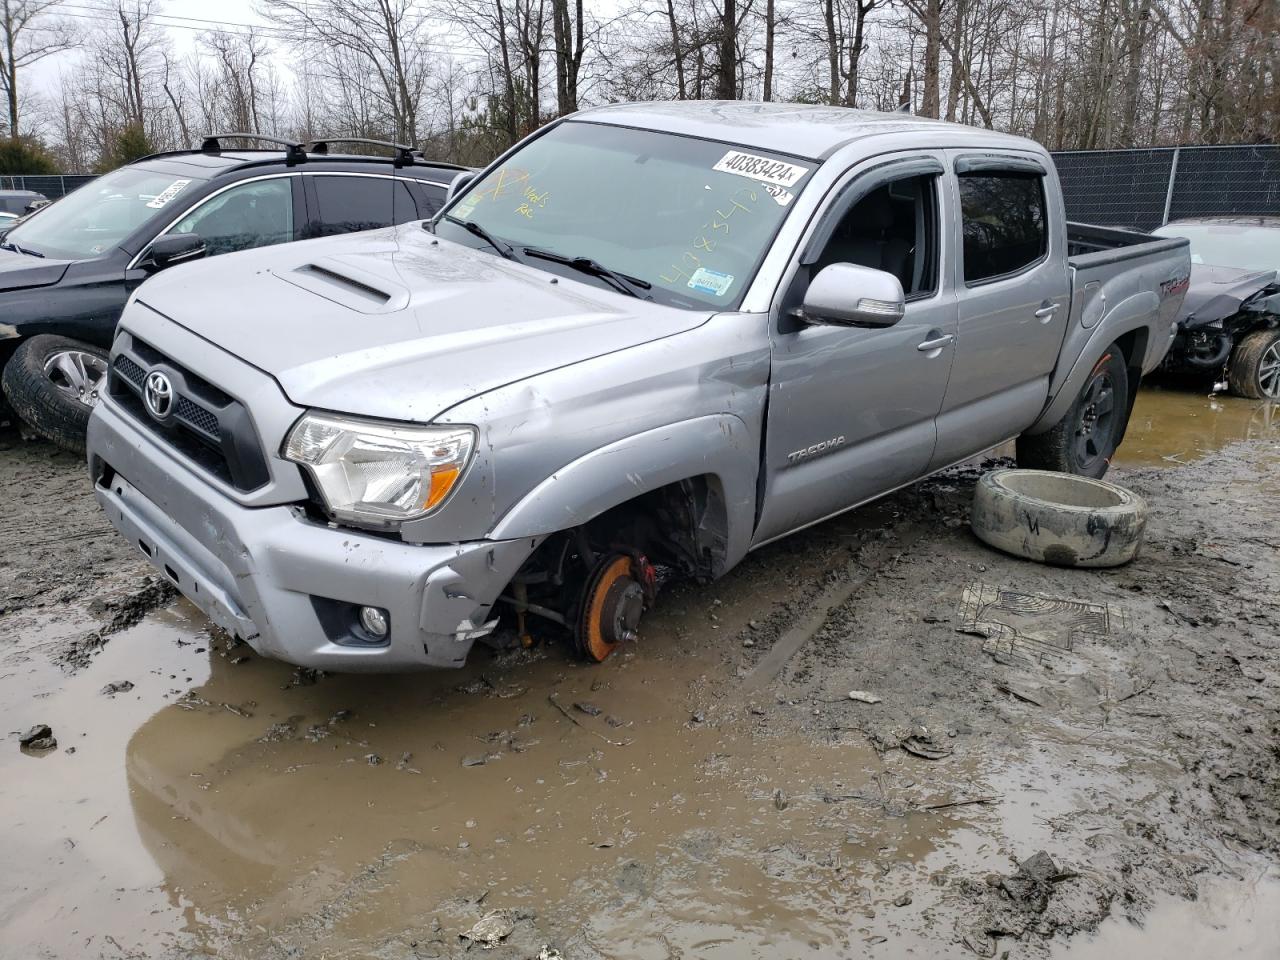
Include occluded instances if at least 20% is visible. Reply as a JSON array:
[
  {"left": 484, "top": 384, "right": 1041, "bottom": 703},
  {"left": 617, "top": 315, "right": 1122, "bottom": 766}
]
[{"left": 743, "top": 523, "right": 932, "bottom": 691}]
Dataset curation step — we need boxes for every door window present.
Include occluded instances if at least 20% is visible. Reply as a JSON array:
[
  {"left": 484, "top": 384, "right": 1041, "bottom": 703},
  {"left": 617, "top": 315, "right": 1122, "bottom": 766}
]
[
  {"left": 170, "top": 178, "right": 294, "bottom": 257},
  {"left": 958, "top": 172, "right": 1047, "bottom": 283},
  {"left": 310, "top": 175, "right": 419, "bottom": 237},
  {"left": 811, "top": 173, "right": 939, "bottom": 299}
]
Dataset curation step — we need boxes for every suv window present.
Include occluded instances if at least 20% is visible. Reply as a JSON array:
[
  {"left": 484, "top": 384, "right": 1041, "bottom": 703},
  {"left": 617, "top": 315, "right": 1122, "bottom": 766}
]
[
  {"left": 958, "top": 172, "right": 1047, "bottom": 283},
  {"left": 311, "top": 175, "right": 420, "bottom": 237},
  {"left": 172, "top": 177, "right": 294, "bottom": 257},
  {"left": 812, "top": 173, "right": 939, "bottom": 298}
]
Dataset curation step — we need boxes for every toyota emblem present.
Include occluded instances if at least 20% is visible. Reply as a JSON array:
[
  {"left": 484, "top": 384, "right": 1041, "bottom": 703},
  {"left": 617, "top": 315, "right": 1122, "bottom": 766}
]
[{"left": 144, "top": 371, "right": 174, "bottom": 419}]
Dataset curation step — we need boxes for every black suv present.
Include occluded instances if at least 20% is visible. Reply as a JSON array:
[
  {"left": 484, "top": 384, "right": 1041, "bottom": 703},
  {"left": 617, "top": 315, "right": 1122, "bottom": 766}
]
[{"left": 0, "top": 135, "right": 465, "bottom": 450}]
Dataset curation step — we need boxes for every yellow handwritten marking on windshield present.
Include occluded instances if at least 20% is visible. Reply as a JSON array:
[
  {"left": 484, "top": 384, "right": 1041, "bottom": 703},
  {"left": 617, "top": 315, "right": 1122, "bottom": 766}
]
[
  {"left": 469, "top": 167, "right": 530, "bottom": 207},
  {"left": 659, "top": 187, "right": 759, "bottom": 288},
  {"left": 515, "top": 184, "right": 550, "bottom": 219}
]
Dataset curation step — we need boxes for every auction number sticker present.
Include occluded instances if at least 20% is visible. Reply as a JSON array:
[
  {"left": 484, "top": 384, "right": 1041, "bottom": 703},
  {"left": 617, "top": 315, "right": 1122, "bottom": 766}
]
[
  {"left": 146, "top": 179, "right": 192, "bottom": 209},
  {"left": 712, "top": 151, "right": 809, "bottom": 188}
]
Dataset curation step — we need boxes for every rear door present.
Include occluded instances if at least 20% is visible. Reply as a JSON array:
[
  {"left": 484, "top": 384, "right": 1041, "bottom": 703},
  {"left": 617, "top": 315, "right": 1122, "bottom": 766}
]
[
  {"left": 302, "top": 173, "right": 422, "bottom": 238},
  {"left": 929, "top": 154, "right": 1070, "bottom": 469},
  {"left": 753, "top": 153, "right": 957, "bottom": 545}
]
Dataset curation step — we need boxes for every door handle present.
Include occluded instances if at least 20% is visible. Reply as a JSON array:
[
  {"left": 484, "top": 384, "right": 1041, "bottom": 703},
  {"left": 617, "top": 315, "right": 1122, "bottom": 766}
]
[
  {"left": 1035, "top": 303, "right": 1060, "bottom": 321},
  {"left": 917, "top": 333, "right": 955, "bottom": 352}
]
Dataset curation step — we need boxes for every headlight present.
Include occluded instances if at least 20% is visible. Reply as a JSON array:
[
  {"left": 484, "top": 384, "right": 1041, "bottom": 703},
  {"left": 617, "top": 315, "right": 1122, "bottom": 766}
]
[{"left": 284, "top": 413, "right": 475, "bottom": 527}]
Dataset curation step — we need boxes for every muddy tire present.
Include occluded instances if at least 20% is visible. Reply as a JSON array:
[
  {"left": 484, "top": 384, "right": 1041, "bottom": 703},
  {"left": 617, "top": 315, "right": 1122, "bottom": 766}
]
[
  {"left": 1226, "top": 328, "right": 1280, "bottom": 400},
  {"left": 1, "top": 335, "right": 109, "bottom": 455},
  {"left": 1015, "top": 349, "right": 1129, "bottom": 479},
  {"left": 971, "top": 468, "right": 1147, "bottom": 568}
]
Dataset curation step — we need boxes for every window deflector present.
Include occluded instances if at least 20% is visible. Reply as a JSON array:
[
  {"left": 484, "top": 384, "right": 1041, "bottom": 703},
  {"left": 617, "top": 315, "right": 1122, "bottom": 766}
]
[
  {"left": 800, "top": 156, "right": 945, "bottom": 267},
  {"left": 954, "top": 154, "right": 1047, "bottom": 176}
]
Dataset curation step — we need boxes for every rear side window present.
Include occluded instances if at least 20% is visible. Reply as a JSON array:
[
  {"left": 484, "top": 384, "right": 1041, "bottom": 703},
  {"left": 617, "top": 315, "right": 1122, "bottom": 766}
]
[
  {"left": 310, "top": 175, "right": 420, "bottom": 237},
  {"left": 958, "top": 172, "right": 1047, "bottom": 283}
]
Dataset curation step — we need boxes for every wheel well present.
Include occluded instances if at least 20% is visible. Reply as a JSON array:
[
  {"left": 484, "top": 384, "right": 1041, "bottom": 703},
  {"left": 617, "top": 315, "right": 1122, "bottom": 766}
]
[
  {"left": 577, "top": 474, "right": 729, "bottom": 580},
  {"left": 498, "top": 475, "right": 729, "bottom": 645},
  {"left": 1111, "top": 329, "right": 1147, "bottom": 435}
]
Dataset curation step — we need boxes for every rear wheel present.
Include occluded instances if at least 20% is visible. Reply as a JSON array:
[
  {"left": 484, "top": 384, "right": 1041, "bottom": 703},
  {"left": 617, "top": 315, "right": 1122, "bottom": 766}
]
[
  {"left": 1226, "top": 328, "right": 1280, "bottom": 400},
  {"left": 1016, "top": 349, "right": 1130, "bottom": 479},
  {"left": 1, "top": 335, "right": 109, "bottom": 454}
]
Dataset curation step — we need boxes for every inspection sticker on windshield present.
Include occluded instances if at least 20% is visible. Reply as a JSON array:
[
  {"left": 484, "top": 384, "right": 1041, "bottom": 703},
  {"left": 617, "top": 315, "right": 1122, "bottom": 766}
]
[
  {"left": 145, "top": 179, "right": 192, "bottom": 209},
  {"left": 688, "top": 267, "right": 734, "bottom": 297},
  {"left": 713, "top": 151, "right": 809, "bottom": 188}
]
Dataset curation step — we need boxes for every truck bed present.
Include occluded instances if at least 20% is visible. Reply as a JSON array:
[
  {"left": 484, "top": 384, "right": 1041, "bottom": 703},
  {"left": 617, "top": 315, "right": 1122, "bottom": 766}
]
[
  {"left": 1038, "top": 222, "right": 1191, "bottom": 425},
  {"left": 1066, "top": 221, "right": 1184, "bottom": 266}
]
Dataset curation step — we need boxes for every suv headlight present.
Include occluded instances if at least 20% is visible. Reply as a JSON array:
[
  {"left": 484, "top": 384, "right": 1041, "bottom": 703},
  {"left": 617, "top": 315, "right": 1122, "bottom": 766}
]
[{"left": 284, "top": 413, "right": 475, "bottom": 527}]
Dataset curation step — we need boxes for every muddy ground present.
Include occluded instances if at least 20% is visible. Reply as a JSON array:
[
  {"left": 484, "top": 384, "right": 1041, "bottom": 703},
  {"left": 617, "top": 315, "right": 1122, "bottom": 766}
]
[{"left": 2, "top": 388, "right": 1279, "bottom": 959}]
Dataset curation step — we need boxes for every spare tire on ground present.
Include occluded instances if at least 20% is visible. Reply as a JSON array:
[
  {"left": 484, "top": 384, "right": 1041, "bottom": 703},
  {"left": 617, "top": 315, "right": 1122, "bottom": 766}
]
[{"left": 970, "top": 468, "right": 1147, "bottom": 568}]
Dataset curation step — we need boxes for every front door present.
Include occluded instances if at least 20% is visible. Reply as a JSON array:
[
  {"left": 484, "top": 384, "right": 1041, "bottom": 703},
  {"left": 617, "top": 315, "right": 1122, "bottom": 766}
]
[{"left": 753, "top": 156, "right": 958, "bottom": 546}]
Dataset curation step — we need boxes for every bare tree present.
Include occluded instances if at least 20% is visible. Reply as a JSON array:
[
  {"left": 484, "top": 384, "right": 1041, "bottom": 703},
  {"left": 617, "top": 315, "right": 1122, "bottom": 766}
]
[
  {"left": 0, "top": 0, "right": 76, "bottom": 137},
  {"left": 264, "top": 0, "right": 431, "bottom": 143}
]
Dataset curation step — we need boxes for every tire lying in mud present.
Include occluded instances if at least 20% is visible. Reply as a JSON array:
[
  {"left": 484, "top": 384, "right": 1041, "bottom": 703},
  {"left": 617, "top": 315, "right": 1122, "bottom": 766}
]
[
  {"left": 1, "top": 335, "right": 109, "bottom": 455},
  {"left": 970, "top": 468, "right": 1147, "bottom": 568}
]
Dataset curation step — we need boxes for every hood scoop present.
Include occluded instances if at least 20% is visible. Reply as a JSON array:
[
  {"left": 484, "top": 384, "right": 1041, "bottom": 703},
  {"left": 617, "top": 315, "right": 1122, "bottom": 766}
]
[{"left": 276, "top": 257, "right": 409, "bottom": 313}]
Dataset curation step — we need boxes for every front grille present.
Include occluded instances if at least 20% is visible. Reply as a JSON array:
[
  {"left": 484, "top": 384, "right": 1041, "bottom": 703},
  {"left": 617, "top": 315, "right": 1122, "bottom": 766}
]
[
  {"left": 175, "top": 396, "right": 220, "bottom": 437},
  {"left": 108, "top": 334, "right": 270, "bottom": 492}
]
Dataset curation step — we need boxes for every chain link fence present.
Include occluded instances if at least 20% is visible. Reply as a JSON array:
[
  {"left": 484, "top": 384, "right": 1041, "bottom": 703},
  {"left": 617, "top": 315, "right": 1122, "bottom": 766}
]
[
  {"left": 1051, "top": 145, "right": 1280, "bottom": 232},
  {"left": 0, "top": 174, "right": 97, "bottom": 199}
]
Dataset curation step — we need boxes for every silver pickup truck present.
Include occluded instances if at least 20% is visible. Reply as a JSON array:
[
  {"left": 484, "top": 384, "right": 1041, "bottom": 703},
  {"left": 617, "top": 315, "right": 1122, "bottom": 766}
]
[{"left": 86, "top": 102, "right": 1190, "bottom": 671}]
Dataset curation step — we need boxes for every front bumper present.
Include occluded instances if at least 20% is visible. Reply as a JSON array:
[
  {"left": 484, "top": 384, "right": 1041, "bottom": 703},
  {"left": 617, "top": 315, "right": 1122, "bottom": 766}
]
[{"left": 88, "top": 399, "right": 535, "bottom": 671}]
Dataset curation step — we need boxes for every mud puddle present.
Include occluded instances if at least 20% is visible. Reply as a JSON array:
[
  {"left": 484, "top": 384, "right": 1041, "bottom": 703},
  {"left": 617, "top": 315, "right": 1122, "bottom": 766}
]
[
  {"left": 2, "top": 593, "right": 998, "bottom": 959},
  {"left": 1052, "top": 864, "right": 1280, "bottom": 958},
  {"left": 1114, "top": 388, "right": 1280, "bottom": 467}
]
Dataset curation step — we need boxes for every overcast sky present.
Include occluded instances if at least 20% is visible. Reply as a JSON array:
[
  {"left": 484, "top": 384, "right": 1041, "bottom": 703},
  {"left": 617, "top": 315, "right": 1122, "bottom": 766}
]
[{"left": 31, "top": 0, "right": 276, "bottom": 93}]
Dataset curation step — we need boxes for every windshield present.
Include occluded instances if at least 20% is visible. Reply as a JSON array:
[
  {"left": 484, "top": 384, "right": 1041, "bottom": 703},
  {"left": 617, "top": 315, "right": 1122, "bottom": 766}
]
[
  {"left": 5, "top": 166, "right": 207, "bottom": 260},
  {"left": 437, "top": 121, "right": 816, "bottom": 308},
  {"left": 1153, "top": 222, "right": 1280, "bottom": 273}
]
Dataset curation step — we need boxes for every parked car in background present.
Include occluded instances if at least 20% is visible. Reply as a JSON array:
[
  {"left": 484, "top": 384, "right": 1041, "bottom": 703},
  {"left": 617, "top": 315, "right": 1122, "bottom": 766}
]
[
  {"left": 0, "top": 135, "right": 467, "bottom": 451},
  {"left": 0, "top": 189, "right": 47, "bottom": 216},
  {"left": 0, "top": 190, "right": 47, "bottom": 242},
  {"left": 87, "top": 102, "right": 1189, "bottom": 672},
  {"left": 1152, "top": 217, "right": 1280, "bottom": 399}
]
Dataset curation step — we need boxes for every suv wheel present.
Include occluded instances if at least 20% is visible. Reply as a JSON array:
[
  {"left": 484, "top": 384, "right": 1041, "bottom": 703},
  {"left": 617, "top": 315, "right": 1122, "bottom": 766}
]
[
  {"left": 1, "top": 335, "right": 109, "bottom": 454},
  {"left": 1226, "top": 328, "right": 1280, "bottom": 400},
  {"left": 1016, "top": 349, "right": 1130, "bottom": 480}
]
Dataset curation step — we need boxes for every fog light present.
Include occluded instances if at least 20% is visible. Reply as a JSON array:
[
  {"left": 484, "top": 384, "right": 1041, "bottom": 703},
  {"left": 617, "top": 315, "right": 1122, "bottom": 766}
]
[{"left": 358, "top": 606, "right": 389, "bottom": 639}]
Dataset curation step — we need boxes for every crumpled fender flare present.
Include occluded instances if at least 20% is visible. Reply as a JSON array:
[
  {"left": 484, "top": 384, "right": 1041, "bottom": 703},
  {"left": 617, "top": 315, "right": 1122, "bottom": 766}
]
[
  {"left": 487, "top": 414, "right": 758, "bottom": 571},
  {"left": 1026, "top": 291, "right": 1158, "bottom": 436}
]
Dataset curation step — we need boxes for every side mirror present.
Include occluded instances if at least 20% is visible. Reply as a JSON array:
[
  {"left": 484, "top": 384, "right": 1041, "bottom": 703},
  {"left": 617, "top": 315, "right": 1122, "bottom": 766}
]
[
  {"left": 140, "top": 233, "right": 207, "bottom": 272},
  {"left": 801, "top": 262, "right": 906, "bottom": 328},
  {"left": 445, "top": 171, "right": 477, "bottom": 205}
]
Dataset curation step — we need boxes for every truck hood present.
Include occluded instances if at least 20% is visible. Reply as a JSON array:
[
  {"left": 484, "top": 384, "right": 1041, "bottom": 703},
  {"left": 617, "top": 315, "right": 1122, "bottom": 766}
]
[
  {"left": 135, "top": 226, "right": 714, "bottom": 421},
  {"left": 0, "top": 251, "right": 70, "bottom": 292},
  {"left": 1179, "top": 263, "right": 1279, "bottom": 330}
]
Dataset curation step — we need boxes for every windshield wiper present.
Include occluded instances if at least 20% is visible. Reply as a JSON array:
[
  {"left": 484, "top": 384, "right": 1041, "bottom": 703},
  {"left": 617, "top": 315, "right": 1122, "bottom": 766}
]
[
  {"left": 442, "top": 215, "right": 517, "bottom": 261},
  {"left": 0, "top": 239, "right": 44, "bottom": 258},
  {"left": 522, "top": 247, "right": 652, "bottom": 299}
]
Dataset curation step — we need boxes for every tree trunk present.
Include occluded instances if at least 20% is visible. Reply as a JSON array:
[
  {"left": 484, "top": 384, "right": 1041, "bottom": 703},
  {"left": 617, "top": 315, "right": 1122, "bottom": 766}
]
[
  {"left": 920, "top": 0, "right": 942, "bottom": 119},
  {"left": 717, "top": 0, "right": 736, "bottom": 100},
  {"left": 665, "top": 0, "right": 686, "bottom": 99},
  {"left": 762, "top": 0, "right": 774, "bottom": 102}
]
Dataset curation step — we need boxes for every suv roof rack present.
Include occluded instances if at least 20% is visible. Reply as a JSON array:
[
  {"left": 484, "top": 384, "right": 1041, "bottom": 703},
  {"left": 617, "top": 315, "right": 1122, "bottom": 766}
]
[
  {"left": 307, "top": 137, "right": 416, "bottom": 167},
  {"left": 202, "top": 132, "right": 308, "bottom": 165}
]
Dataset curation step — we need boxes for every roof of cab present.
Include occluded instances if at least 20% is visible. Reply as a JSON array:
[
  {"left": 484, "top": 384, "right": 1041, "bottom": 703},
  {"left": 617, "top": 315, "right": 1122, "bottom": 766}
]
[{"left": 572, "top": 100, "right": 1042, "bottom": 162}]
